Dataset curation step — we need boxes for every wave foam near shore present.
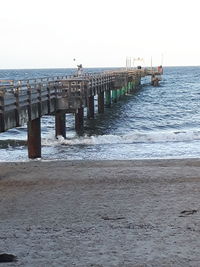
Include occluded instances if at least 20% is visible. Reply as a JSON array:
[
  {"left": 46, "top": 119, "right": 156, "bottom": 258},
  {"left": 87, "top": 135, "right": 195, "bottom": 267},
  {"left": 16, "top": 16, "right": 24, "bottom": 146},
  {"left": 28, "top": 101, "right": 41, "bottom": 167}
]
[{"left": 42, "top": 130, "right": 200, "bottom": 146}]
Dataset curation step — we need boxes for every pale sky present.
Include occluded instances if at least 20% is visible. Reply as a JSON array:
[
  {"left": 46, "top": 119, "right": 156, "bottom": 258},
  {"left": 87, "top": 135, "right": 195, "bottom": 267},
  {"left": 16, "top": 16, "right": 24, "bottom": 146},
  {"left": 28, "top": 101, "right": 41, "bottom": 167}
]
[{"left": 0, "top": 0, "right": 200, "bottom": 69}]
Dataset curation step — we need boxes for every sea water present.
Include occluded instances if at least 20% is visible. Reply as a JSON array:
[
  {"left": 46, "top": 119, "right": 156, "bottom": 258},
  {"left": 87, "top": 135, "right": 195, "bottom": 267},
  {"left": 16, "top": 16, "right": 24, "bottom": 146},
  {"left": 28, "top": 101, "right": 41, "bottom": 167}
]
[{"left": 1, "top": 66, "right": 200, "bottom": 161}]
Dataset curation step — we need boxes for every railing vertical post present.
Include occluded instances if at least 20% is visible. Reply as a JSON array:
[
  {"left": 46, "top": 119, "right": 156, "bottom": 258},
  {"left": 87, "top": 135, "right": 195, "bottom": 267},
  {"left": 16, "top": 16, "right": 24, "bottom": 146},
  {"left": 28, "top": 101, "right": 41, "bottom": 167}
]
[{"left": 27, "top": 118, "right": 41, "bottom": 159}]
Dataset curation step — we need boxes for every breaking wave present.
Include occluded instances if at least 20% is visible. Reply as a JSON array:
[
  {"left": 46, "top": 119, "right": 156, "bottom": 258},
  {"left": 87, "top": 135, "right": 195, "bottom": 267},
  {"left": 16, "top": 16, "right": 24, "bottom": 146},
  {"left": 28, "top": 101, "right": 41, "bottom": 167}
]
[{"left": 42, "top": 130, "right": 200, "bottom": 146}]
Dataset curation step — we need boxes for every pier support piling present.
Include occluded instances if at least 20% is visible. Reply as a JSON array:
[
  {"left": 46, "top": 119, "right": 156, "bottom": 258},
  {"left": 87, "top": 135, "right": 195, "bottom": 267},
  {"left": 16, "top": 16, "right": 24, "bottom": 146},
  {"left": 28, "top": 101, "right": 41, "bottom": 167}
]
[
  {"left": 112, "top": 90, "right": 117, "bottom": 103},
  {"left": 27, "top": 118, "right": 41, "bottom": 159},
  {"left": 117, "top": 89, "right": 121, "bottom": 100},
  {"left": 132, "top": 81, "right": 136, "bottom": 91},
  {"left": 105, "top": 91, "right": 111, "bottom": 107},
  {"left": 98, "top": 92, "right": 104, "bottom": 113},
  {"left": 0, "top": 91, "right": 5, "bottom": 132},
  {"left": 75, "top": 107, "right": 84, "bottom": 133},
  {"left": 55, "top": 111, "right": 66, "bottom": 138},
  {"left": 87, "top": 95, "right": 95, "bottom": 119}
]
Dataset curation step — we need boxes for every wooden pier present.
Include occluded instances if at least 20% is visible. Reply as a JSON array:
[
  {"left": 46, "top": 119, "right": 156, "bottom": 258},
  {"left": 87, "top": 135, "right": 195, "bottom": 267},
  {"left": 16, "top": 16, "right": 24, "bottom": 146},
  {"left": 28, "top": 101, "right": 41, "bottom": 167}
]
[{"left": 0, "top": 67, "right": 162, "bottom": 158}]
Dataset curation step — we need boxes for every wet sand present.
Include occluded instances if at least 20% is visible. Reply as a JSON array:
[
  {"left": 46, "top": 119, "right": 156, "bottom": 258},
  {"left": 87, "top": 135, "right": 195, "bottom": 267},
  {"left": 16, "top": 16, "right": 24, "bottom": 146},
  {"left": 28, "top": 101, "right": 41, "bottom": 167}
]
[{"left": 1, "top": 159, "right": 200, "bottom": 266}]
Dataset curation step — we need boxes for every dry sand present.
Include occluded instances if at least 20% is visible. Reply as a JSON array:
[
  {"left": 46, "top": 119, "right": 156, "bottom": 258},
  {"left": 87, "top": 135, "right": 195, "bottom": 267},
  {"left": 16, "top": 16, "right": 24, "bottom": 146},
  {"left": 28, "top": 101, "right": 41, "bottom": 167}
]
[{"left": 1, "top": 159, "right": 200, "bottom": 266}]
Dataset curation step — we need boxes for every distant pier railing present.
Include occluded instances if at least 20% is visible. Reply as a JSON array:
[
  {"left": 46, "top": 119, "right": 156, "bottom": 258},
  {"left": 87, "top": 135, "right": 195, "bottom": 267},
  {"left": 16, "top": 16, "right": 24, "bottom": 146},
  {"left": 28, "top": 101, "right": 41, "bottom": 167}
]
[{"left": 0, "top": 67, "right": 163, "bottom": 158}]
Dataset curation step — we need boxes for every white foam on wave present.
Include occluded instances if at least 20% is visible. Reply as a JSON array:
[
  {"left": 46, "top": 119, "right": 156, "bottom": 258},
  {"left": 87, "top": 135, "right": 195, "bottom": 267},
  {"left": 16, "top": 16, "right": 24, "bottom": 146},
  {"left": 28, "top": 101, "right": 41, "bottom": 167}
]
[{"left": 42, "top": 129, "right": 200, "bottom": 147}]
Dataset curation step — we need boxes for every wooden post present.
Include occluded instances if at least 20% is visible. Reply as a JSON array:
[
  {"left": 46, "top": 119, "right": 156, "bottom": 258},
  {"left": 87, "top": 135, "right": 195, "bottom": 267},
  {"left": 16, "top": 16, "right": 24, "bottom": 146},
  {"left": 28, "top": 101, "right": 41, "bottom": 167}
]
[
  {"left": 128, "top": 82, "right": 131, "bottom": 92},
  {"left": 129, "top": 82, "right": 131, "bottom": 92},
  {"left": 14, "top": 88, "right": 20, "bottom": 127},
  {"left": 117, "top": 89, "right": 121, "bottom": 100},
  {"left": 0, "top": 90, "right": 5, "bottom": 132},
  {"left": 55, "top": 111, "right": 66, "bottom": 138},
  {"left": 27, "top": 84, "right": 32, "bottom": 121},
  {"left": 75, "top": 107, "right": 84, "bottom": 132},
  {"left": 47, "top": 85, "right": 51, "bottom": 114},
  {"left": 0, "top": 112, "right": 4, "bottom": 132},
  {"left": 27, "top": 118, "right": 41, "bottom": 159},
  {"left": 87, "top": 95, "right": 94, "bottom": 119},
  {"left": 37, "top": 83, "right": 42, "bottom": 117},
  {"left": 132, "top": 81, "right": 136, "bottom": 91},
  {"left": 127, "top": 83, "right": 131, "bottom": 93},
  {"left": 112, "top": 90, "right": 117, "bottom": 103},
  {"left": 105, "top": 90, "right": 111, "bottom": 107},
  {"left": 98, "top": 91, "right": 104, "bottom": 113}
]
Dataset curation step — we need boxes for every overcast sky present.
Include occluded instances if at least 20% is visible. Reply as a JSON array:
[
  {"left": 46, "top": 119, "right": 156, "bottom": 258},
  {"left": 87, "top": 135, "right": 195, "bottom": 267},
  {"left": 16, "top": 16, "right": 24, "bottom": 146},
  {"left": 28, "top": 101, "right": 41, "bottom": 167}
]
[{"left": 0, "top": 0, "right": 200, "bottom": 69}]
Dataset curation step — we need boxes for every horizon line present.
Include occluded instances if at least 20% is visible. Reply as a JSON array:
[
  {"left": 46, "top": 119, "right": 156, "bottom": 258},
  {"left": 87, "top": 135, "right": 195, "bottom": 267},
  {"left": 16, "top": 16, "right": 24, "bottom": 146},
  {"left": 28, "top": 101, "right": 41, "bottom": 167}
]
[{"left": 0, "top": 65, "right": 200, "bottom": 70}]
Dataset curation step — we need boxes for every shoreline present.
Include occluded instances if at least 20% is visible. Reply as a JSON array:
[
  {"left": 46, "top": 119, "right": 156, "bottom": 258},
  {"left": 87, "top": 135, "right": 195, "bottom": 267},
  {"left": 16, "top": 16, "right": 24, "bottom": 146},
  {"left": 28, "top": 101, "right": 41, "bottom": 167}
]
[
  {"left": 1, "top": 157, "right": 200, "bottom": 166},
  {"left": 1, "top": 159, "right": 200, "bottom": 266},
  {"left": 1, "top": 156, "right": 200, "bottom": 163}
]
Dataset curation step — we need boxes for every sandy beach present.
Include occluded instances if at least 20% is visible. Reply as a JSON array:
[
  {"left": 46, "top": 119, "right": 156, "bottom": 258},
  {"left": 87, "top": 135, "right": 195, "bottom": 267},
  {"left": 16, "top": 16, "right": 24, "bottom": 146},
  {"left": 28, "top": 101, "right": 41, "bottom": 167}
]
[{"left": 1, "top": 159, "right": 200, "bottom": 266}]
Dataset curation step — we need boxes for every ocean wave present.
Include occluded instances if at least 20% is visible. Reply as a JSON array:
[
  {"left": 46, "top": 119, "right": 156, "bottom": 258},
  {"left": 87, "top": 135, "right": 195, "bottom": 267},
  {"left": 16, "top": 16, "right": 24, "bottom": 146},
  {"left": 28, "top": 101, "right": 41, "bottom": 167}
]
[
  {"left": 42, "top": 130, "right": 200, "bottom": 146},
  {"left": 0, "top": 139, "right": 26, "bottom": 148}
]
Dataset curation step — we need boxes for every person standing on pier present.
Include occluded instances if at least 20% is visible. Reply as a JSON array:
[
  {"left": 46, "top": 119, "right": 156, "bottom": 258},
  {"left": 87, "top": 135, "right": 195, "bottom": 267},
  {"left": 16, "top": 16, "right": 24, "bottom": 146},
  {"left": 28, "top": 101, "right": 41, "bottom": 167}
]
[{"left": 77, "top": 64, "right": 83, "bottom": 77}]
